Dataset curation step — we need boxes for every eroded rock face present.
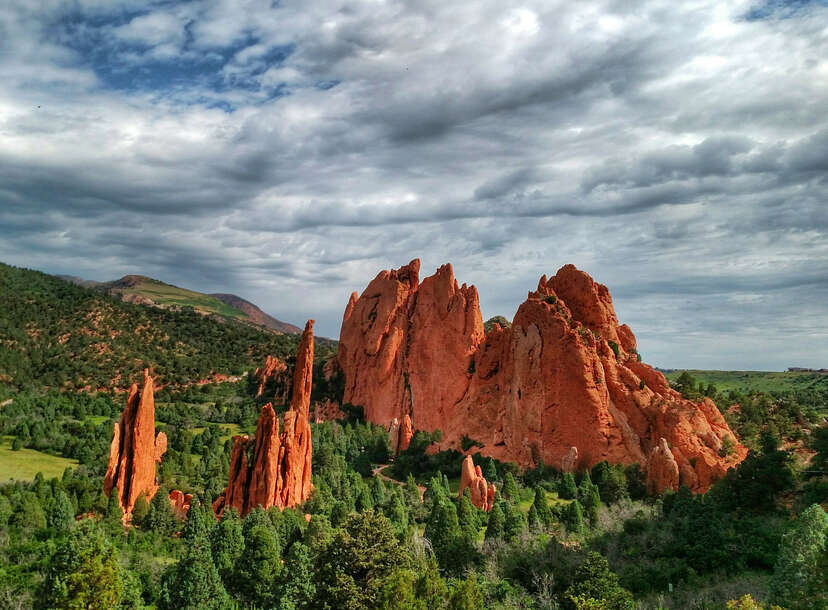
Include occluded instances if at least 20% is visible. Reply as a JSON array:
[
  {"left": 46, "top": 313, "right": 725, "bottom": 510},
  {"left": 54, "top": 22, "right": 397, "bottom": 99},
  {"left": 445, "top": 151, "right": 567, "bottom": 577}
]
[
  {"left": 104, "top": 370, "right": 167, "bottom": 521},
  {"left": 561, "top": 447, "right": 579, "bottom": 473},
  {"left": 312, "top": 399, "right": 346, "bottom": 423},
  {"left": 458, "top": 455, "right": 496, "bottom": 511},
  {"left": 337, "top": 261, "right": 746, "bottom": 493},
  {"left": 214, "top": 321, "right": 315, "bottom": 517}
]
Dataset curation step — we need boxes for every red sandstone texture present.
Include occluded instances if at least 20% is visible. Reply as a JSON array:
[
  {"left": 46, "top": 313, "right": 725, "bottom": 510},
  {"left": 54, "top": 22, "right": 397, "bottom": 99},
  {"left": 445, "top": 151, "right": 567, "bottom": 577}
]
[
  {"left": 458, "top": 455, "right": 496, "bottom": 511},
  {"left": 254, "top": 354, "right": 290, "bottom": 401},
  {"left": 337, "top": 261, "right": 747, "bottom": 493},
  {"left": 214, "top": 321, "right": 315, "bottom": 517},
  {"left": 169, "top": 490, "right": 193, "bottom": 520},
  {"left": 311, "top": 399, "right": 346, "bottom": 423},
  {"left": 104, "top": 370, "right": 167, "bottom": 521}
]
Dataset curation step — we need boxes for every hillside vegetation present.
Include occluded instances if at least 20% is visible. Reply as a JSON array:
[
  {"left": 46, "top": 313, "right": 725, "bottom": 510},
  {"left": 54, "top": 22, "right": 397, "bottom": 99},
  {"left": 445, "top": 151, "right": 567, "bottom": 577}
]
[
  {"left": 664, "top": 369, "right": 828, "bottom": 396},
  {"left": 0, "top": 262, "right": 333, "bottom": 391}
]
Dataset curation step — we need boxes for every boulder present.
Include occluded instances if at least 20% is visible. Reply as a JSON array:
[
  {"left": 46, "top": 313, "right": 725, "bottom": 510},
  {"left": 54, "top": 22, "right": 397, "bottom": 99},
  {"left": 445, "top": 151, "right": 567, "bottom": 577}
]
[
  {"left": 458, "top": 454, "right": 496, "bottom": 511},
  {"left": 104, "top": 370, "right": 167, "bottom": 522},
  {"left": 336, "top": 261, "right": 747, "bottom": 493},
  {"left": 169, "top": 490, "right": 193, "bottom": 520}
]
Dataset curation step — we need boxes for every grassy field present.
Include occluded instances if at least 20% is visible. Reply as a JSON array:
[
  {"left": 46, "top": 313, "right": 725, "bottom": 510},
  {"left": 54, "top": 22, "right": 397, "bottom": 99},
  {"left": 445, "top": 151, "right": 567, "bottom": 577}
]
[
  {"left": 0, "top": 436, "right": 78, "bottom": 482},
  {"left": 111, "top": 277, "right": 248, "bottom": 320},
  {"left": 192, "top": 422, "right": 241, "bottom": 443},
  {"left": 663, "top": 369, "right": 828, "bottom": 394}
]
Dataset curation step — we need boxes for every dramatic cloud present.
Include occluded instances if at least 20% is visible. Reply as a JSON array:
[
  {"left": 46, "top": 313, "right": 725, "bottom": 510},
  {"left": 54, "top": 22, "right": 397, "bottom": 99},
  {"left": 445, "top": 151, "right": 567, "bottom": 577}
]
[{"left": 1, "top": 0, "right": 826, "bottom": 369}]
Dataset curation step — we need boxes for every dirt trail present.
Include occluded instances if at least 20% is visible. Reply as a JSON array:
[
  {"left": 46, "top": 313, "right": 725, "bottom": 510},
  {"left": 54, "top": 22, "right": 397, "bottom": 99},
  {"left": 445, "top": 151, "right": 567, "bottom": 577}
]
[{"left": 372, "top": 464, "right": 426, "bottom": 502}]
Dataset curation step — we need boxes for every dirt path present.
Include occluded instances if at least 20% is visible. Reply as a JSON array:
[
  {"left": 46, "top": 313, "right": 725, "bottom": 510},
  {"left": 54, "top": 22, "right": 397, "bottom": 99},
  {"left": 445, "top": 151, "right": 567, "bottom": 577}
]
[{"left": 372, "top": 464, "right": 426, "bottom": 502}]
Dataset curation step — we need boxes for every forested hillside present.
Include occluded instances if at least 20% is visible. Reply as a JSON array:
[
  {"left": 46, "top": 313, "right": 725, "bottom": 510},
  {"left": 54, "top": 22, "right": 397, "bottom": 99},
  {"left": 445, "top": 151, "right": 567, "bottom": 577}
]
[{"left": 0, "top": 263, "right": 333, "bottom": 391}]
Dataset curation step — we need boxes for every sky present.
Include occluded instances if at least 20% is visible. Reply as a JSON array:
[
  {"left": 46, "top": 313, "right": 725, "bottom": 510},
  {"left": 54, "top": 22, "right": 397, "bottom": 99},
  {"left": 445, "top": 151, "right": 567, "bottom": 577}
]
[{"left": 1, "top": 0, "right": 826, "bottom": 370}]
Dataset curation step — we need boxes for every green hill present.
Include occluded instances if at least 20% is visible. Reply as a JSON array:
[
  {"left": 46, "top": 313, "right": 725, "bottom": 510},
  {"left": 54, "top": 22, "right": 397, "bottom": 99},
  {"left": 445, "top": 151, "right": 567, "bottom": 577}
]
[
  {"left": 663, "top": 369, "right": 828, "bottom": 395},
  {"left": 0, "top": 262, "right": 333, "bottom": 392}
]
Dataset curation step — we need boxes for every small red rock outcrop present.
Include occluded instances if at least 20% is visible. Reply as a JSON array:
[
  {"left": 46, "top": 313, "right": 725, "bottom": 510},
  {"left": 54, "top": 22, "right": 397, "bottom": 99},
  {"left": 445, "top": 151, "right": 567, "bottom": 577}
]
[
  {"left": 646, "top": 438, "right": 680, "bottom": 494},
  {"left": 169, "top": 490, "right": 193, "bottom": 520},
  {"left": 214, "top": 321, "right": 315, "bottom": 517},
  {"left": 312, "top": 399, "right": 346, "bottom": 423},
  {"left": 104, "top": 370, "right": 167, "bottom": 521},
  {"left": 337, "top": 261, "right": 747, "bottom": 493},
  {"left": 254, "top": 354, "right": 290, "bottom": 402},
  {"left": 458, "top": 455, "right": 496, "bottom": 511}
]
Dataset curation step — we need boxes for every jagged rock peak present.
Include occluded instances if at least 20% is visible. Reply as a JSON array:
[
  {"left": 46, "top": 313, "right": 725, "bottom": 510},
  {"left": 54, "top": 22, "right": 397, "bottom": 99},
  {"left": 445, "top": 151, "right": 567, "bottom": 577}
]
[
  {"left": 336, "top": 261, "right": 747, "bottom": 493},
  {"left": 214, "top": 322, "right": 315, "bottom": 517},
  {"left": 459, "top": 455, "right": 496, "bottom": 511},
  {"left": 104, "top": 370, "right": 167, "bottom": 522}
]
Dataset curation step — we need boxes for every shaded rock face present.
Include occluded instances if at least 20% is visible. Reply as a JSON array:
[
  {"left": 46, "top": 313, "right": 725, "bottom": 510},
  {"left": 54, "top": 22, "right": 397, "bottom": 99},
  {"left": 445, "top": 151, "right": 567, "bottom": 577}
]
[
  {"left": 254, "top": 354, "right": 290, "bottom": 402},
  {"left": 337, "top": 261, "right": 746, "bottom": 493},
  {"left": 561, "top": 447, "right": 579, "bottom": 473},
  {"left": 458, "top": 455, "right": 495, "bottom": 511},
  {"left": 104, "top": 370, "right": 167, "bottom": 521},
  {"left": 311, "top": 399, "right": 346, "bottom": 423},
  {"left": 169, "top": 490, "right": 193, "bottom": 520},
  {"left": 214, "top": 321, "right": 315, "bottom": 517}
]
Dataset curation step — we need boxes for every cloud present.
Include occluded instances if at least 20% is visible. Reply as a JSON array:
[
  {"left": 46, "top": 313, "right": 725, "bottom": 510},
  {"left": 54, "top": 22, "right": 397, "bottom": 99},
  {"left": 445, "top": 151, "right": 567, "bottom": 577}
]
[{"left": 0, "top": 0, "right": 826, "bottom": 368}]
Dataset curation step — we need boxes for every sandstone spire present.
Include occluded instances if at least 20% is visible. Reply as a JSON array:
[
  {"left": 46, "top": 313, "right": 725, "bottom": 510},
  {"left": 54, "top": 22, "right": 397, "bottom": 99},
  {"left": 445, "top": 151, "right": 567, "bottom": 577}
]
[
  {"left": 104, "top": 370, "right": 167, "bottom": 521},
  {"left": 458, "top": 455, "right": 496, "bottom": 511},
  {"left": 214, "top": 321, "right": 315, "bottom": 517}
]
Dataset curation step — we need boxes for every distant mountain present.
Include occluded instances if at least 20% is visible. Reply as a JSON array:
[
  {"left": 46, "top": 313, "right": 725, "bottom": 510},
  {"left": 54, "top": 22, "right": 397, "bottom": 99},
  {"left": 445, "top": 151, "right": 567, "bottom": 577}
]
[
  {"left": 210, "top": 293, "right": 302, "bottom": 334},
  {"left": 69, "top": 274, "right": 302, "bottom": 335}
]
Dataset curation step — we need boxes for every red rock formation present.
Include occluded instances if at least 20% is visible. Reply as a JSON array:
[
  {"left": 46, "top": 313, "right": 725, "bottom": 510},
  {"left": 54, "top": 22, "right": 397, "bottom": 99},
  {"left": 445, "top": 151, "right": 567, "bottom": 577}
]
[
  {"left": 646, "top": 438, "right": 680, "bottom": 494},
  {"left": 337, "top": 261, "right": 747, "bottom": 493},
  {"left": 214, "top": 321, "right": 315, "bottom": 517},
  {"left": 254, "top": 354, "right": 290, "bottom": 402},
  {"left": 458, "top": 455, "right": 496, "bottom": 511},
  {"left": 399, "top": 413, "right": 414, "bottom": 453},
  {"left": 104, "top": 370, "right": 167, "bottom": 521},
  {"left": 561, "top": 447, "right": 579, "bottom": 473},
  {"left": 169, "top": 490, "right": 193, "bottom": 520}
]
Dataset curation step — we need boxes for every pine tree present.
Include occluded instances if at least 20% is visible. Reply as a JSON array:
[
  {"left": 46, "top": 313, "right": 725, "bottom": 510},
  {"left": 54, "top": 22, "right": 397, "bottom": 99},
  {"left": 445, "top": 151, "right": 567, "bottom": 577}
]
[
  {"left": 235, "top": 524, "right": 281, "bottom": 607},
  {"left": 483, "top": 458, "right": 498, "bottom": 482},
  {"left": 386, "top": 491, "right": 410, "bottom": 538},
  {"left": 103, "top": 491, "right": 123, "bottom": 535},
  {"left": 372, "top": 476, "right": 387, "bottom": 508},
  {"left": 211, "top": 508, "right": 244, "bottom": 583},
  {"left": 158, "top": 500, "right": 232, "bottom": 610},
  {"left": 559, "top": 472, "right": 578, "bottom": 500},
  {"left": 49, "top": 490, "right": 75, "bottom": 532},
  {"left": 528, "top": 503, "right": 541, "bottom": 530},
  {"left": 484, "top": 503, "right": 505, "bottom": 541},
  {"left": 425, "top": 495, "right": 461, "bottom": 572},
  {"left": 146, "top": 487, "right": 178, "bottom": 536},
  {"left": 565, "top": 499, "right": 585, "bottom": 535},
  {"left": 502, "top": 473, "right": 519, "bottom": 501},
  {"left": 502, "top": 500, "right": 525, "bottom": 541},
  {"left": 278, "top": 542, "right": 316, "bottom": 610},
  {"left": 531, "top": 487, "right": 553, "bottom": 527},
  {"left": 583, "top": 484, "right": 601, "bottom": 525},
  {"left": 131, "top": 493, "right": 150, "bottom": 527}
]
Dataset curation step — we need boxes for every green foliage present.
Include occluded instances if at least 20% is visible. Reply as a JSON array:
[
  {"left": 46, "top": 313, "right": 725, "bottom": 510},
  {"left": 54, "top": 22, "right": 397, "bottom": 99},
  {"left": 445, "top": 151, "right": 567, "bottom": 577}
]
[
  {"left": 591, "top": 461, "right": 628, "bottom": 504},
  {"left": 211, "top": 509, "right": 244, "bottom": 583},
  {"left": 485, "top": 502, "right": 505, "bottom": 541},
  {"left": 11, "top": 436, "right": 22, "bottom": 451},
  {"left": 145, "top": 486, "right": 178, "bottom": 536},
  {"left": 315, "top": 510, "right": 409, "bottom": 609},
  {"left": 608, "top": 340, "right": 620, "bottom": 358},
  {"left": 559, "top": 472, "right": 578, "bottom": 500},
  {"left": 564, "top": 552, "right": 634, "bottom": 610},
  {"left": 564, "top": 500, "right": 585, "bottom": 535},
  {"left": 48, "top": 489, "right": 75, "bottom": 531},
  {"left": 531, "top": 487, "right": 553, "bottom": 527},
  {"left": 131, "top": 493, "right": 149, "bottom": 526},
  {"left": 502, "top": 500, "right": 526, "bottom": 541},
  {"left": 502, "top": 472, "right": 519, "bottom": 501},
  {"left": 460, "top": 434, "right": 483, "bottom": 451},
  {"left": 235, "top": 524, "right": 281, "bottom": 607},
  {"left": 448, "top": 572, "right": 484, "bottom": 610},
  {"left": 770, "top": 504, "right": 828, "bottom": 609},
  {"left": 42, "top": 519, "right": 124, "bottom": 609}
]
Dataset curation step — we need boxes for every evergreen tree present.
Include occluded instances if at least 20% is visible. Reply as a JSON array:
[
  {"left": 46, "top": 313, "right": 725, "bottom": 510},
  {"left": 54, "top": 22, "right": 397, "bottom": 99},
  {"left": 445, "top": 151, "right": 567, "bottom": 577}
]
[
  {"left": 457, "top": 489, "right": 479, "bottom": 536},
  {"left": 582, "top": 485, "right": 601, "bottom": 525},
  {"left": 0, "top": 495, "right": 12, "bottom": 527},
  {"left": 502, "top": 473, "right": 519, "bottom": 501},
  {"left": 564, "top": 500, "right": 585, "bottom": 535},
  {"left": 387, "top": 491, "right": 410, "bottom": 538},
  {"left": 146, "top": 488, "right": 178, "bottom": 536},
  {"left": 578, "top": 473, "right": 595, "bottom": 501},
  {"left": 502, "top": 500, "right": 525, "bottom": 541},
  {"left": 103, "top": 490, "right": 123, "bottom": 534},
  {"left": 564, "top": 552, "right": 634, "bottom": 609},
  {"left": 770, "top": 504, "right": 828, "bottom": 609},
  {"left": 131, "top": 493, "right": 150, "bottom": 527},
  {"left": 483, "top": 458, "right": 498, "bottom": 482},
  {"left": 559, "top": 472, "right": 578, "bottom": 500},
  {"left": 315, "top": 511, "right": 409, "bottom": 609},
  {"left": 211, "top": 508, "right": 244, "bottom": 583},
  {"left": 49, "top": 490, "right": 75, "bottom": 532},
  {"left": 425, "top": 495, "right": 461, "bottom": 572},
  {"left": 484, "top": 503, "right": 505, "bottom": 541},
  {"left": 372, "top": 476, "right": 387, "bottom": 508},
  {"left": 235, "top": 524, "right": 281, "bottom": 607},
  {"left": 278, "top": 542, "right": 316, "bottom": 610},
  {"left": 41, "top": 519, "right": 123, "bottom": 609},
  {"left": 13, "top": 492, "right": 47, "bottom": 530},
  {"left": 528, "top": 503, "right": 541, "bottom": 530},
  {"left": 158, "top": 501, "right": 231, "bottom": 610},
  {"left": 531, "top": 487, "right": 553, "bottom": 527}
]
